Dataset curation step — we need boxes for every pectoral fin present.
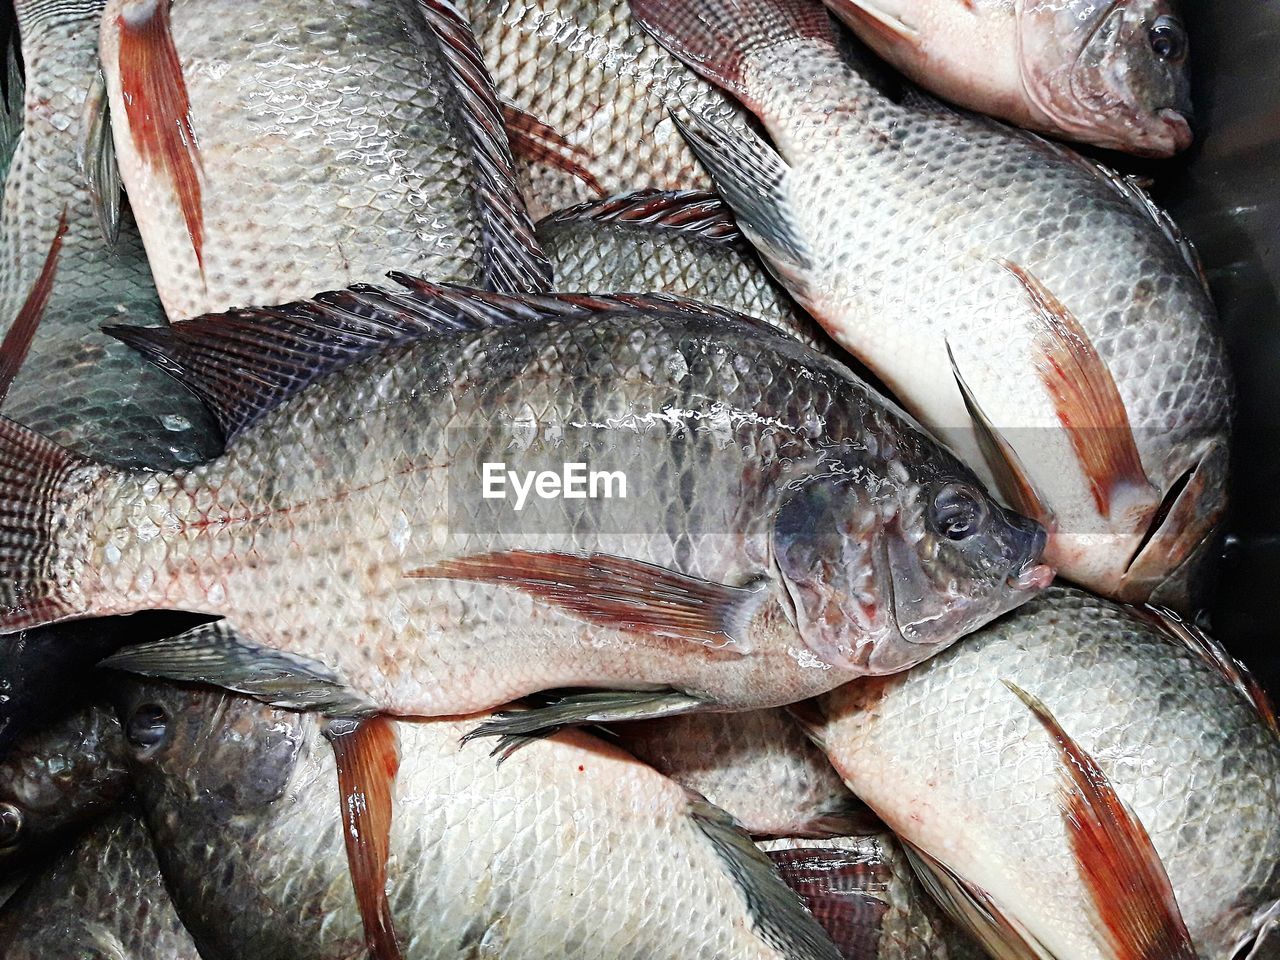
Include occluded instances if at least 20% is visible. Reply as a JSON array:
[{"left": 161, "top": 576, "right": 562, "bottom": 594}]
[
  {"left": 824, "top": 1, "right": 922, "bottom": 50},
  {"left": 79, "top": 70, "right": 122, "bottom": 248}
]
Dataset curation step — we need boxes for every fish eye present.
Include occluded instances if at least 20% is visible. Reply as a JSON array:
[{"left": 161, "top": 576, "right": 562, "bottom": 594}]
[
  {"left": 126, "top": 704, "right": 170, "bottom": 750},
  {"left": 930, "top": 484, "right": 987, "bottom": 541},
  {"left": 1150, "top": 16, "right": 1187, "bottom": 64},
  {"left": 0, "top": 802, "right": 23, "bottom": 848}
]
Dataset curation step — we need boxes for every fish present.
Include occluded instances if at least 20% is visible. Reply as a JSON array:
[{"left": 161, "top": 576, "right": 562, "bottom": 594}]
[
  {"left": 630, "top": 0, "right": 1233, "bottom": 605},
  {"left": 110, "top": 678, "right": 846, "bottom": 960},
  {"left": 822, "top": 0, "right": 1194, "bottom": 157},
  {"left": 459, "top": 0, "right": 759, "bottom": 219},
  {"left": 539, "top": 188, "right": 829, "bottom": 349},
  {"left": 611, "top": 707, "right": 867, "bottom": 838},
  {"left": 800, "top": 585, "right": 1280, "bottom": 960},
  {"left": 1, "top": 283, "right": 1048, "bottom": 734},
  {"left": 99, "top": 0, "right": 550, "bottom": 321},
  {"left": 0, "top": 809, "right": 205, "bottom": 960},
  {"left": 761, "top": 833, "right": 985, "bottom": 960}
]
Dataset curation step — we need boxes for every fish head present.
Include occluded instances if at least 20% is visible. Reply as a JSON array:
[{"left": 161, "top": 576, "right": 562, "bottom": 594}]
[
  {"left": 771, "top": 449, "right": 1052, "bottom": 676},
  {"left": 1019, "top": 0, "right": 1193, "bottom": 156}
]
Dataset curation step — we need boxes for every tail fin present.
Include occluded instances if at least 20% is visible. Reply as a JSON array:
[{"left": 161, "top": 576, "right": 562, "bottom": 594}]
[
  {"left": 629, "top": 0, "right": 835, "bottom": 101},
  {"left": 0, "top": 418, "right": 96, "bottom": 631}
]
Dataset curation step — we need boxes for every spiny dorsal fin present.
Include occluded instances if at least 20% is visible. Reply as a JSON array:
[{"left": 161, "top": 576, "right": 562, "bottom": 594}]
[
  {"left": 0, "top": 209, "right": 67, "bottom": 406},
  {"left": 415, "top": 0, "right": 551, "bottom": 295},
  {"left": 540, "top": 189, "right": 744, "bottom": 245},
  {"left": 1006, "top": 681, "right": 1198, "bottom": 960}
]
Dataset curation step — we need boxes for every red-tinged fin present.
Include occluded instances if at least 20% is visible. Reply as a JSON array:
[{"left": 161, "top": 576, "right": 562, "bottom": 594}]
[
  {"left": 946, "top": 339, "right": 1054, "bottom": 529},
  {"left": 1005, "top": 681, "right": 1198, "bottom": 960},
  {"left": 0, "top": 417, "right": 95, "bottom": 632},
  {"left": 1003, "top": 260, "right": 1158, "bottom": 521},
  {"left": 500, "top": 102, "right": 606, "bottom": 200},
  {"left": 325, "top": 715, "right": 403, "bottom": 960},
  {"left": 116, "top": 0, "right": 205, "bottom": 275},
  {"left": 406, "top": 550, "right": 766, "bottom": 650},
  {"left": 416, "top": 0, "right": 552, "bottom": 295},
  {"left": 0, "top": 210, "right": 67, "bottom": 407},
  {"left": 823, "top": 0, "right": 922, "bottom": 51},
  {"left": 540, "top": 189, "right": 744, "bottom": 245},
  {"left": 765, "top": 844, "right": 891, "bottom": 960},
  {"left": 1137, "top": 605, "right": 1279, "bottom": 735},
  {"left": 628, "top": 0, "right": 836, "bottom": 103}
]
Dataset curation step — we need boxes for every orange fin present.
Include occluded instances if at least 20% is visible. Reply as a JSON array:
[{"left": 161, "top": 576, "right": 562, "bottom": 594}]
[
  {"left": 116, "top": 0, "right": 205, "bottom": 275},
  {"left": 406, "top": 550, "right": 764, "bottom": 649},
  {"left": 1006, "top": 681, "right": 1198, "bottom": 960},
  {"left": 0, "top": 209, "right": 67, "bottom": 406},
  {"left": 1004, "top": 260, "right": 1157, "bottom": 520},
  {"left": 501, "top": 103, "right": 606, "bottom": 199},
  {"left": 325, "top": 715, "right": 402, "bottom": 960}
]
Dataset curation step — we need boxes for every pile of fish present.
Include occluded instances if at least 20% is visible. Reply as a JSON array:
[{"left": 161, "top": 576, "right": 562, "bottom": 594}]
[{"left": 0, "top": 0, "right": 1274, "bottom": 958}]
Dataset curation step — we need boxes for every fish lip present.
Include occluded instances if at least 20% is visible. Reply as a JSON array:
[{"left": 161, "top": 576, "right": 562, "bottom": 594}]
[
  {"left": 1010, "top": 561, "right": 1055, "bottom": 592},
  {"left": 1157, "top": 108, "right": 1194, "bottom": 153}
]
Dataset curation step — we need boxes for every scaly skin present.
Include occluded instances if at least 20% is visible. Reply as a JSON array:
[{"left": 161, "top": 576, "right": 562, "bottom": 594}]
[{"left": 809, "top": 586, "right": 1280, "bottom": 960}]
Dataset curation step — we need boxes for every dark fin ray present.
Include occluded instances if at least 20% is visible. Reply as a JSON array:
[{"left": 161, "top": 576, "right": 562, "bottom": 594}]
[
  {"left": 1002, "top": 260, "right": 1158, "bottom": 521},
  {"left": 79, "top": 69, "right": 121, "bottom": 247},
  {"left": 500, "top": 102, "right": 605, "bottom": 199},
  {"left": 100, "top": 621, "right": 372, "bottom": 715},
  {"left": 325, "top": 716, "right": 403, "bottom": 960},
  {"left": 766, "top": 844, "right": 892, "bottom": 960},
  {"left": 902, "top": 842, "right": 1055, "bottom": 960},
  {"left": 406, "top": 550, "right": 766, "bottom": 649},
  {"left": 416, "top": 0, "right": 551, "bottom": 294},
  {"left": 1138, "top": 606, "right": 1279, "bottom": 735},
  {"left": 0, "top": 209, "right": 68, "bottom": 406},
  {"left": 691, "top": 799, "right": 845, "bottom": 960},
  {"left": 541, "top": 189, "right": 743, "bottom": 245},
  {"left": 116, "top": 0, "right": 205, "bottom": 274},
  {"left": 1005, "top": 681, "right": 1198, "bottom": 960},
  {"left": 946, "top": 339, "right": 1053, "bottom": 528},
  {"left": 463, "top": 689, "right": 708, "bottom": 754},
  {"left": 0, "top": 417, "right": 93, "bottom": 632},
  {"left": 628, "top": 0, "right": 835, "bottom": 103}
]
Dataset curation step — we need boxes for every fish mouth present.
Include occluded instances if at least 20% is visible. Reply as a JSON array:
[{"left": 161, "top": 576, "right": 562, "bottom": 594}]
[
  {"left": 1156, "top": 108, "right": 1194, "bottom": 154},
  {"left": 1009, "top": 527, "right": 1054, "bottom": 591}
]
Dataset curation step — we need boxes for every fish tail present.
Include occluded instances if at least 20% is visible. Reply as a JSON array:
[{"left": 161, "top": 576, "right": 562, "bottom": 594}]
[
  {"left": 0, "top": 418, "right": 103, "bottom": 632},
  {"left": 628, "top": 0, "right": 836, "bottom": 102}
]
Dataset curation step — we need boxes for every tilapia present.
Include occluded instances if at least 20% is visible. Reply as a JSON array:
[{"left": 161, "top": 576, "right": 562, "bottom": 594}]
[
  {"left": 824, "top": 0, "right": 1194, "bottom": 156},
  {"left": 539, "top": 188, "right": 827, "bottom": 348},
  {"left": 761, "top": 834, "right": 984, "bottom": 960},
  {"left": 802, "top": 586, "right": 1280, "bottom": 960},
  {"left": 460, "top": 0, "right": 758, "bottom": 218},
  {"left": 2, "top": 284, "right": 1048, "bottom": 729},
  {"left": 632, "top": 0, "right": 1232, "bottom": 605},
  {"left": 111, "top": 678, "right": 844, "bottom": 960},
  {"left": 0, "top": 809, "right": 204, "bottom": 960},
  {"left": 100, "top": 0, "right": 549, "bottom": 320},
  {"left": 612, "top": 707, "right": 865, "bottom": 838}
]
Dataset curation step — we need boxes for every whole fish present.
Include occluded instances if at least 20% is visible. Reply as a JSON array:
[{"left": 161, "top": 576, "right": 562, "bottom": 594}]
[
  {"left": 823, "top": 0, "right": 1194, "bottom": 156},
  {"left": 612, "top": 707, "right": 866, "bottom": 838},
  {"left": 111, "top": 678, "right": 844, "bottom": 960},
  {"left": 1, "top": 284, "right": 1048, "bottom": 729},
  {"left": 0, "top": 809, "right": 205, "bottom": 960},
  {"left": 802, "top": 586, "right": 1280, "bottom": 960},
  {"left": 761, "top": 834, "right": 984, "bottom": 960},
  {"left": 632, "top": 0, "right": 1232, "bottom": 604},
  {"left": 99, "top": 0, "right": 549, "bottom": 321},
  {"left": 460, "top": 0, "right": 758, "bottom": 218},
  {"left": 539, "top": 188, "right": 827, "bottom": 348}
]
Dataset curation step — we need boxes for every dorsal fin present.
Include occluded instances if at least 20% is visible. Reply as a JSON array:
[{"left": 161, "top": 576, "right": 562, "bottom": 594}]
[
  {"left": 540, "top": 189, "right": 744, "bottom": 245},
  {"left": 416, "top": 0, "right": 551, "bottom": 295}
]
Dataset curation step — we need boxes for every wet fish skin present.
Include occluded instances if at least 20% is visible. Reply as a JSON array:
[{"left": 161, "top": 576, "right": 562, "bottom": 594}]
[
  {"left": 461, "top": 0, "right": 757, "bottom": 218},
  {"left": 100, "top": 0, "right": 547, "bottom": 321},
  {"left": 4, "top": 291, "right": 1045, "bottom": 718},
  {"left": 112, "top": 679, "right": 843, "bottom": 960},
  {"left": 806, "top": 586, "right": 1280, "bottom": 960},
  {"left": 0, "top": 809, "right": 205, "bottom": 960},
  {"left": 824, "top": 0, "right": 1193, "bottom": 156},
  {"left": 612, "top": 707, "right": 865, "bottom": 838}
]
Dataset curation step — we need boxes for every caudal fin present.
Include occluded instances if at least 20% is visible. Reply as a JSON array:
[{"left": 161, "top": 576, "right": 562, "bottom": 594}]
[
  {"left": 629, "top": 0, "right": 835, "bottom": 102},
  {"left": 0, "top": 418, "right": 97, "bottom": 632}
]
